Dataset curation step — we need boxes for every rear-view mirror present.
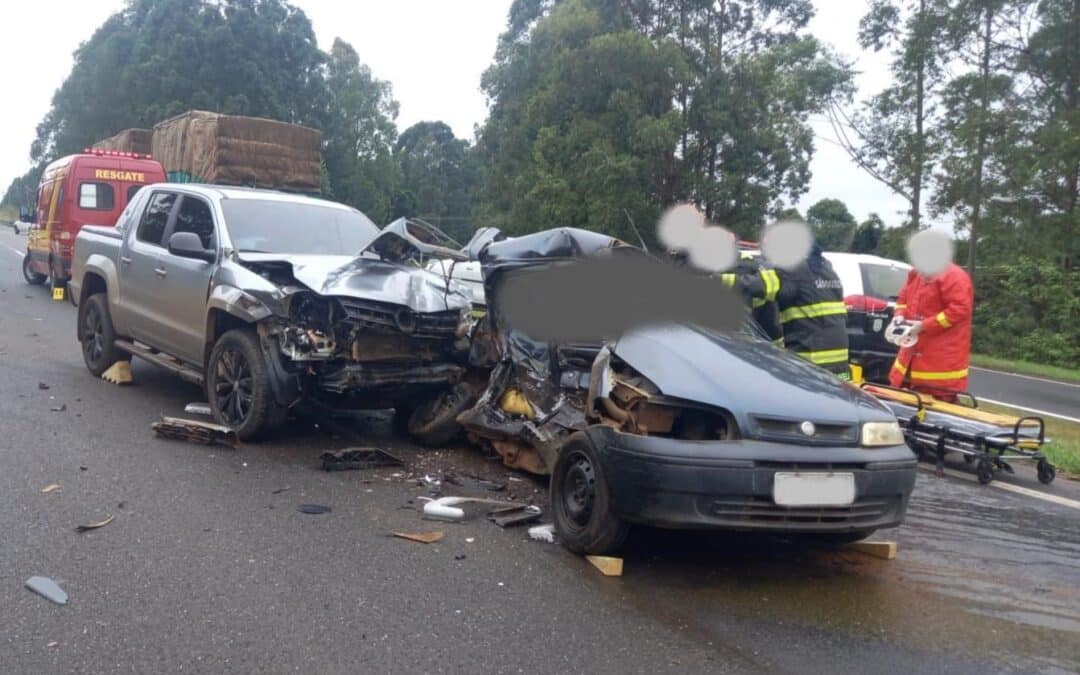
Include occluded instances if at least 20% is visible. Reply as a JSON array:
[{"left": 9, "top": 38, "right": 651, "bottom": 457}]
[{"left": 168, "top": 231, "right": 214, "bottom": 262}]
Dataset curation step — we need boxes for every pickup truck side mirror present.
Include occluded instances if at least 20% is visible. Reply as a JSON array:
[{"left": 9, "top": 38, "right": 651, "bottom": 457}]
[{"left": 168, "top": 231, "right": 215, "bottom": 262}]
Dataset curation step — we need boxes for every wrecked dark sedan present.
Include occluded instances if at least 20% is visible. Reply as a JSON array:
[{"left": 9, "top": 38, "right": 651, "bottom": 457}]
[
  {"left": 70, "top": 185, "right": 473, "bottom": 441},
  {"left": 457, "top": 228, "right": 917, "bottom": 555}
]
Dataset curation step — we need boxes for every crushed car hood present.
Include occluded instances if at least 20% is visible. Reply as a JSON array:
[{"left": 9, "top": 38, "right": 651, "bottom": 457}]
[
  {"left": 613, "top": 323, "right": 893, "bottom": 426},
  {"left": 237, "top": 253, "right": 470, "bottom": 313}
]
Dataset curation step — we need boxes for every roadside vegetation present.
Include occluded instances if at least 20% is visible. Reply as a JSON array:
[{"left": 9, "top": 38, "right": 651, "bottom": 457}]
[
  {"left": 980, "top": 401, "right": 1080, "bottom": 478},
  {"left": 971, "top": 354, "right": 1080, "bottom": 384}
]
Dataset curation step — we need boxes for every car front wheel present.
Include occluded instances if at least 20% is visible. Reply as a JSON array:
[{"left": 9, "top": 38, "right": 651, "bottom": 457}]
[
  {"left": 207, "top": 328, "right": 285, "bottom": 440},
  {"left": 550, "top": 432, "right": 630, "bottom": 555}
]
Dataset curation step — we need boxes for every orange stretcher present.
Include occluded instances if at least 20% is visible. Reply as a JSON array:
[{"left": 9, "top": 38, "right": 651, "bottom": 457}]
[{"left": 863, "top": 383, "right": 1056, "bottom": 485}]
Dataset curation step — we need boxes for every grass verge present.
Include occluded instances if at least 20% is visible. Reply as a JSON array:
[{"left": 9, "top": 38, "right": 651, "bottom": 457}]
[
  {"left": 971, "top": 354, "right": 1080, "bottom": 384},
  {"left": 979, "top": 401, "right": 1080, "bottom": 478}
]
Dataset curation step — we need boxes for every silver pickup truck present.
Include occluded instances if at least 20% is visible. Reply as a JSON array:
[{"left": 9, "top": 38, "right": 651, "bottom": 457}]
[{"left": 71, "top": 184, "right": 475, "bottom": 441}]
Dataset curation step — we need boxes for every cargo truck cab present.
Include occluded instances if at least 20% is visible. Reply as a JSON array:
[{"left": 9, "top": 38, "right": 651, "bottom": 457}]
[{"left": 22, "top": 150, "right": 166, "bottom": 295}]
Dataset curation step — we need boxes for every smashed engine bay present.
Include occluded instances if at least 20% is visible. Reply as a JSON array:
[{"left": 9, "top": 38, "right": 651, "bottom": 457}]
[{"left": 234, "top": 237, "right": 473, "bottom": 406}]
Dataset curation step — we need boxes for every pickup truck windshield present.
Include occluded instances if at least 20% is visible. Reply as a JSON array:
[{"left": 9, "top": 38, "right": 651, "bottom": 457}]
[{"left": 221, "top": 199, "right": 379, "bottom": 255}]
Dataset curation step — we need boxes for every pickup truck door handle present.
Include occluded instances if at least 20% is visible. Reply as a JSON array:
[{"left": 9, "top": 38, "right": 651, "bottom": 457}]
[
  {"left": 120, "top": 256, "right": 132, "bottom": 265},
  {"left": 154, "top": 267, "right": 168, "bottom": 278}
]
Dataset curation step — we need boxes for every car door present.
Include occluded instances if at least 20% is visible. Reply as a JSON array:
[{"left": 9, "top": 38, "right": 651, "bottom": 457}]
[
  {"left": 118, "top": 190, "right": 178, "bottom": 347},
  {"left": 154, "top": 193, "right": 219, "bottom": 364}
]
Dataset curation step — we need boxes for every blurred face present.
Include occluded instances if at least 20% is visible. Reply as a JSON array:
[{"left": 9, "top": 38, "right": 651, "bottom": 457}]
[
  {"left": 906, "top": 229, "right": 954, "bottom": 278},
  {"left": 762, "top": 220, "right": 813, "bottom": 271}
]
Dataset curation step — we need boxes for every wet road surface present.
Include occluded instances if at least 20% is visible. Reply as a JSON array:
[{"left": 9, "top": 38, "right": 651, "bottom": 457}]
[
  {"left": 0, "top": 229, "right": 1078, "bottom": 674},
  {"left": 968, "top": 367, "right": 1080, "bottom": 422}
]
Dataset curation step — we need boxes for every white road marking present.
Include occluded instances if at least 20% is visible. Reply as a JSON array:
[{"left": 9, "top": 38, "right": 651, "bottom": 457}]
[
  {"left": 971, "top": 366, "right": 1080, "bottom": 389},
  {"left": 976, "top": 397, "right": 1080, "bottom": 424},
  {"left": 919, "top": 465, "right": 1080, "bottom": 511},
  {"left": 2, "top": 242, "right": 23, "bottom": 257}
]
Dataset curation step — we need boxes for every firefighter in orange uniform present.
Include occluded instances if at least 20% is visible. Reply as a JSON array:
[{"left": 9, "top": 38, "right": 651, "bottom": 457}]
[{"left": 888, "top": 233, "right": 974, "bottom": 398}]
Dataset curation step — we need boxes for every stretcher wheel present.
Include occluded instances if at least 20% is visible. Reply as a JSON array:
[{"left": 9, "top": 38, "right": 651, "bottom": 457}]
[
  {"left": 962, "top": 454, "right": 975, "bottom": 464},
  {"left": 1037, "top": 460, "right": 1056, "bottom": 485},
  {"left": 976, "top": 459, "right": 995, "bottom": 485}
]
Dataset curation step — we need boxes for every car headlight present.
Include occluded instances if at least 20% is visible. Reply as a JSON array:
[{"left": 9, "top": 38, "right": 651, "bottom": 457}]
[{"left": 861, "top": 421, "right": 904, "bottom": 447}]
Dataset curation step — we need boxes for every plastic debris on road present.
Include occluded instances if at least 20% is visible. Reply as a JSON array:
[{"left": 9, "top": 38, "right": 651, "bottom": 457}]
[
  {"left": 297, "top": 504, "right": 332, "bottom": 514},
  {"left": 421, "top": 496, "right": 528, "bottom": 522},
  {"left": 41, "top": 483, "right": 61, "bottom": 494},
  {"left": 152, "top": 416, "right": 238, "bottom": 448},
  {"left": 488, "top": 504, "right": 542, "bottom": 528},
  {"left": 74, "top": 514, "right": 115, "bottom": 533},
  {"left": 321, "top": 447, "right": 403, "bottom": 472},
  {"left": 184, "top": 402, "right": 212, "bottom": 416},
  {"left": 391, "top": 531, "right": 445, "bottom": 544},
  {"left": 25, "top": 576, "right": 68, "bottom": 605},
  {"left": 528, "top": 524, "right": 556, "bottom": 543}
]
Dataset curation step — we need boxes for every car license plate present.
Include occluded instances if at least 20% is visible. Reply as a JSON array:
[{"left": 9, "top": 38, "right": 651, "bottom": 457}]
[{"left": 773, "top": 472, "right": 855, "bottom": 507}]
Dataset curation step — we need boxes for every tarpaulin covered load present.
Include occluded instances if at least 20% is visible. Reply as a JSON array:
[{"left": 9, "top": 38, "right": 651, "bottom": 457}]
[
  {"left": 151, "top": 110, "right": 321, "bottom": 193},
  {"left": 92, "top": 128, "right": 153, "bottom": 155}
]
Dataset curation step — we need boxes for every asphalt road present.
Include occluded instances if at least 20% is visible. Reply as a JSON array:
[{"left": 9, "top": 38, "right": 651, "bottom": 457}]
[
  {"left": 1, "top": 229, "right": 1078, "bottom": 674},
  {"left": 969, "top": 367, "right": 1080, "bottom": 422}
]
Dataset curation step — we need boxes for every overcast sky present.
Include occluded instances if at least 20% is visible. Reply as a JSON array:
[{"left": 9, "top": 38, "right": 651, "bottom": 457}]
[{"left": 0, "top": 0, "right": 910, "bottom": 227}]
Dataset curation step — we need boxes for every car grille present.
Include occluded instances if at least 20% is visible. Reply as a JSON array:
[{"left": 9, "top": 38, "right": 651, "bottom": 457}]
[
  {"left": 337, "top": 298, "right": 460, "bottom": 337},
  {"left": 707, "top": 496, "right": 894, "bottom": 526},
  {"left": 749, "top": 416, "right": 859, "bottom": 446}
]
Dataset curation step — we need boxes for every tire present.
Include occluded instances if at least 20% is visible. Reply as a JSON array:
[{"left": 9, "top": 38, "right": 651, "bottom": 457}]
[
  {"left": 407, "top": 383, "right": 474, "bottom": 447},
  {"left": 207, "top": 328, "right": 285, "bottom": 441},
  {"left": 550, "top": 432, "right": 630, "bottom": 555},
  {"left": 80, "top": 293, "right": 126, "bottom": 376},
  {"left": 23, "top": 255, "right": 46, "bottom": 285},
  {"left": 976, "top": 458, "right": 995, "bottom": 485},
  {"left": 1037, "top": 460, "right": 1056, "bottom": 485}
]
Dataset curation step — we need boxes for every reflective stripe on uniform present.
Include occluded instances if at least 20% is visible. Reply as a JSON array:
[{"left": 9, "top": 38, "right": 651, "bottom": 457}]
[
  {"left": 779, "top": 301, "right": 846, "bottom": 324},
  {"left": 771, "top": 337, "right": 785, "bottom": 347},
  {"left": 796, "top": 348, "right": 849, "bottom": 365},
  {"left": 720, "top": 273, "right": 736, "bottom": 287},
  {"left": 891, "top": 359, "right": 968, "bottom": 380},
  {"left": 935, "top": 311, "right": 951, "bottom": 329},
  {"left": 760, "top": 269, "right": 780, "bottom": 302}
]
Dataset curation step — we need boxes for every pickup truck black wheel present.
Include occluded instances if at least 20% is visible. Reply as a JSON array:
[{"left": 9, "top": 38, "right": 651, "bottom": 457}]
[
  {"left": 207, "top": 328, "right": 285, "bottom": 440},
  {"left": 407, "top": 383, "right": 474, "bottom": 447},
  {"left": 80, "top": 293, "right": 125, "bottom": 376},
  {"left": 22, "top": 254, "right": 46, "bottom": 285},
  {"left": 551, "top": 432, "right": 630, "bottom": 555}
]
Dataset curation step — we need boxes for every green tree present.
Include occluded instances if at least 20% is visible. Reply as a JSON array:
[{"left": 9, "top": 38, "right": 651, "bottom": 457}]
[
  {"left": 851, "top": 213, "right": 886, "bottom": 253},
  {"left": 394, "top": 121, "right": 478, "bottom": 240},
  {"left": 321, "top": 38, "right": 400, "bottom": 222},
  {"left": 831, "top": 0, "right": 950, "bottom": 231},
  {"left": 806, "top": 198, "right": 857, "bottom": 250}
]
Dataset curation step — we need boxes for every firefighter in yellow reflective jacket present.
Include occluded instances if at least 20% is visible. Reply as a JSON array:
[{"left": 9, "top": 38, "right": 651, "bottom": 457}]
[
  {"left": 745, "top": 242, "right": 850, "bottom": 379},
  {"left": 720, "top": 254, "right": 783, "bottom": 346}
]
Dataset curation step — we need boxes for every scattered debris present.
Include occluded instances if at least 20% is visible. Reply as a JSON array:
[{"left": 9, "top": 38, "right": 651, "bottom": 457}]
[
  {"left": 391, "top": 531, "right": 445, "bottom": 544},
  {"left": 41, "top": 484, "right": 62, "bottom": 494},
  {"left": 47, "top": 641, "right": 59, "bottom": 649},
  {"left": 297, "top": 504, "right": 331, "bottom": 514},
  {"left": 101, "top": 361, "right": 133, "bottom": 385},
  {"left": 183, "top": 402, "right": 212, "bottom": 416},
  {"left": 320, "top": 447, "right": 403, "bottom": 472},
  {"left": 846, "top": 540, "right": 897, "bottom": 560},
  {"left": 50, "top": 404, "right": 66, "bottom": 413},
  {"left": 528, "top": 524, "right": 556, "bottom": 543},
  {"left": 443, "top": 472, "right": 507, "bottom": 492},
  {"left": 271, "top": 487, "right": 290, "bottom": 495},
  {"left": 488, "top": 504, "right": 542, "bottom": 528},
  {"left": 454, "top": 554, "right": 467, "bottom": 561},
  {"left": 75, "top": 514, "right": 115, "bottom": 533},
  {"left": 79, "top": 466, "right": 87, "bottom": 472},
  {"left": 25, "top": 576, "right": 68, "bottom": 605},
  {"left": 38, "top": 382, "right": 49, "bottom": 390},
  {"left": 421, "top": 496, "right": 525, "bottom": 522},
  {"left": 586, "top": 555, "right": 624, "bottom": 577},
  {"left": 152, "top": 416, "right": 238, "bottom": 448}
]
